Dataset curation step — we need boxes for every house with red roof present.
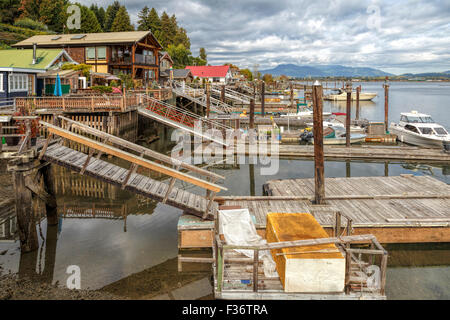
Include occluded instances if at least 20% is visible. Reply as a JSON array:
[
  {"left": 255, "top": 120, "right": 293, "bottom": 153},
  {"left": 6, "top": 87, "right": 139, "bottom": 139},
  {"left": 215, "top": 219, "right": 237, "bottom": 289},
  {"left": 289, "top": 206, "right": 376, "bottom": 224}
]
[{"left": 184, "top": 65, "right": 232, "bottom": 83}]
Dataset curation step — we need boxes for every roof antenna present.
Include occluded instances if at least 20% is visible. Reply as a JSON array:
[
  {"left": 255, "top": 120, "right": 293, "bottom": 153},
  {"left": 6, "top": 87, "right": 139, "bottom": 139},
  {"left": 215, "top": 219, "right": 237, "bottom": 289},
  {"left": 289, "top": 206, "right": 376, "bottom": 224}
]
[{"left": 32, "top": 43, "right": 37, "bottom": 65}]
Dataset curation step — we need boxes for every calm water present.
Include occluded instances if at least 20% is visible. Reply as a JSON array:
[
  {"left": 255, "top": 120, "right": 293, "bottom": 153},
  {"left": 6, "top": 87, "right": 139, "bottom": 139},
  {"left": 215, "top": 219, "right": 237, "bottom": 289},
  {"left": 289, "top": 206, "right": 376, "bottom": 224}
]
[{"left": 0, "top": 81, "right": 449, "bottom": 299}]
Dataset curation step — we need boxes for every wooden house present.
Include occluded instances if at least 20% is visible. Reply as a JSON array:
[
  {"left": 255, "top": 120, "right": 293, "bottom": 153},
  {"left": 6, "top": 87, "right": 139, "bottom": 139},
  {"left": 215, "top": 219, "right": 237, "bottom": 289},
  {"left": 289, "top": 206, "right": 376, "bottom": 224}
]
[
  {"left": 0, "top": 48, "right": 75, "bottom": 99},
  {"left": 13, "top": 31, "right": 163, "bottom": 84}
]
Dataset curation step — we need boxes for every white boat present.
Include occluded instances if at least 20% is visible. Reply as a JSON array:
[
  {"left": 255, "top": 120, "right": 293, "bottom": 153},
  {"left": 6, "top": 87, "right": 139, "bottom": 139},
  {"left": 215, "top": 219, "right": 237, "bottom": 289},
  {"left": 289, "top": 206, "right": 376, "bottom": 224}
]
[
  {"left": 324, "top": 88, "right": 377, "bottom": 101},
  {"left": 301, "top": 126, "right": 367, "bottom": 145},
  {"left": 388, "top": 111, "right": 450, "bottom": 148},
  {"left": 280, "top": 108, "right": 332, "bottom": 120},
  {"left": 306, "top": 114, "right": 366, "bottom": 134}
]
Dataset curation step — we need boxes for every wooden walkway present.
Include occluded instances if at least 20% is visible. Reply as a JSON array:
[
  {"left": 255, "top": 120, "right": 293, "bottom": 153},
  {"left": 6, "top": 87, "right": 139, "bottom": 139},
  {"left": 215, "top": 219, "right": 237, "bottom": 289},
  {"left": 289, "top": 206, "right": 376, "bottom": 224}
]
[
  {"left": 236, "top": 144, "right": 450, "bottom": 163},
  {"left": 43, "top": 143, "right": 218, "bottom": 219}
]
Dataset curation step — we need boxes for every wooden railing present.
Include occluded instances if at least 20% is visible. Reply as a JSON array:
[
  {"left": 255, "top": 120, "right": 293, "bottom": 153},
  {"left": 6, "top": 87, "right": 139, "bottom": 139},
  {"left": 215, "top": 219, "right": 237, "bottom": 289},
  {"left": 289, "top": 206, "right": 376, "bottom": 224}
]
[
  {"left": 0, "top": 115, "right": 40, "bottom": 154},
  {"left": 15, "top": 95, "right": 143, "bottom": 113}
]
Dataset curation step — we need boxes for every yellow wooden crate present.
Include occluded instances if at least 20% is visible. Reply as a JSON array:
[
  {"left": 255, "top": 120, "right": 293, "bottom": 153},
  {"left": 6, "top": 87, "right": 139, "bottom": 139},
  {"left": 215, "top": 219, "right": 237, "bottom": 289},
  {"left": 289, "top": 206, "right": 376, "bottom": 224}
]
[{"left": 266, "top": 212, "right": 345, "bottom": 293}]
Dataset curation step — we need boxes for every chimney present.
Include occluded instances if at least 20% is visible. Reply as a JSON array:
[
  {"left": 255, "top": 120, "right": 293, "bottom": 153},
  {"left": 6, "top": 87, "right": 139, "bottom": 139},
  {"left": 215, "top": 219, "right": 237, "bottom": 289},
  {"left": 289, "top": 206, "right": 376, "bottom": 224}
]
[{"left": 32, "top": 43, "right": 37, "bottom": 65}]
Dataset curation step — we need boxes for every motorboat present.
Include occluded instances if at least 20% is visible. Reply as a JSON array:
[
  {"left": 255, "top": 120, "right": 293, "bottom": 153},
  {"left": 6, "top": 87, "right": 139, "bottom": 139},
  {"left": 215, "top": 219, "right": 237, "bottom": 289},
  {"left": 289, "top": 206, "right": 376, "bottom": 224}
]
[
  {"left": 324, "top": 88, "right": 377, "bottom": 101},
  {"left": 305, "top": 114, "right": 366, "bottom": 134},
  {"left": 388, "top": 110, "right": 450, "bottom": 148},
  {"left": 300, "top": 126, "right": 367, "bottom": 145}
]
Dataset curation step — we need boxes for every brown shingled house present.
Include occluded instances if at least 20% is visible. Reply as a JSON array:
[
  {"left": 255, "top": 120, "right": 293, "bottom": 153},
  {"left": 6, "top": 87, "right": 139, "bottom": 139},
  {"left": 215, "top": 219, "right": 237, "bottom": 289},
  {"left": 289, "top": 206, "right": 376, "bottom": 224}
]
[{"left": 13, "top": 31, "right": 163, "bottom": 85}]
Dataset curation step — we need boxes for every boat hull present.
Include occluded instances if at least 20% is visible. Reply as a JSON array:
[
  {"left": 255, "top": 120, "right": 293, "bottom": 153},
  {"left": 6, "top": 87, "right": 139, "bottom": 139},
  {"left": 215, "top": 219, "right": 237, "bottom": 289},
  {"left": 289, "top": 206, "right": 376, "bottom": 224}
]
[
  {"left": 324, "top": 92, "right": 377, "bottom": 101},
  {"left": 389, "top": 124, "right": 448, "bottom": 148}
]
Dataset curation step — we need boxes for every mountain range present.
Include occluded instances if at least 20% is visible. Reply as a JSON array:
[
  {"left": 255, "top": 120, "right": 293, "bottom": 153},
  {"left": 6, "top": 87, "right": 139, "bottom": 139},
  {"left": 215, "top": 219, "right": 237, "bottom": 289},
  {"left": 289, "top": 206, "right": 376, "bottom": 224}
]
[{"left": 260, "top": 64, "right": 393, "bottom": 78}]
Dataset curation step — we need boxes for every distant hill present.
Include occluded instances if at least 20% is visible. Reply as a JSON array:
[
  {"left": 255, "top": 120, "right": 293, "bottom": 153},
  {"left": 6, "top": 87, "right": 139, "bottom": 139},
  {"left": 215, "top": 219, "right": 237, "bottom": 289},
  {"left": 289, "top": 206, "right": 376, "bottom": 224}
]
[
  {"left": 260, "top": 63, "right": 392, "bottom": 78},
  {"left": 400, "top": 71, "right": 450, "bottom": 78},
  {"left": 0, "top": 23, "right": 52, "bottom": 48}
]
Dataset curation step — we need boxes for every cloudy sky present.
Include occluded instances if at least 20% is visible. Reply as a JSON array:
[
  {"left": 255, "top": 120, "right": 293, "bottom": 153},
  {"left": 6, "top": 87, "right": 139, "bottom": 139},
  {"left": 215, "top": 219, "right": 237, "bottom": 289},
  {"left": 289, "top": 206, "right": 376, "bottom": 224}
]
[{"left": 78, "top": 0, "right": 450, "bottom": 74}]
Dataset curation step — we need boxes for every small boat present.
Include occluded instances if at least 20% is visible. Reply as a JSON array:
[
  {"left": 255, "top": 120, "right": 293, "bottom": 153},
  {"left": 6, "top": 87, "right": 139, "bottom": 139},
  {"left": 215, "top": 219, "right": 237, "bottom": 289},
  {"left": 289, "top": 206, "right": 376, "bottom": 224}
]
[
  {"left": 300, "top": 126, "right": 367, "bottom": 145},
  {"left": 388, "top": 110, "right": 450, "bottom": 148},
  {"left": 324, "top": 88, "right": 377, "bottom": 101},
  {"left": 305, "top": 114, "right": 366, "bottom": 134},
  {"left": 280, "top": 108, "right": 332, "bottom": 120}
]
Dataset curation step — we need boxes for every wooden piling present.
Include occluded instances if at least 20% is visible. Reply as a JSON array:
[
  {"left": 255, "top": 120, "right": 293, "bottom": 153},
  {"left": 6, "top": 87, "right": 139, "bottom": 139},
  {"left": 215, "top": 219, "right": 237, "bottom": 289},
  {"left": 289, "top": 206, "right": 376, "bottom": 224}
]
[
  {"left": 290, "top": 82, "right": 294, "bottom": 110},
  {"left": 40, "top": 163, "right": 58, "bottom": 226},
  {"left": 206, "top": 82, "right": 211, "bottom": 118},
  {"left": 384, "top": 81, "right": 389, "bottom": 133},
  {"left": 13, "top": 169, "right": 38, "bottom": 253},
  {"left": 345, "top": 82, "right": 352, "bottom": 147},
  {"left": 356, "top": 86, "right": 361, "bottom": 120},
  {"left": 249, "top": 99, "right": 255, "bottom": 130},
  {"left": 312, "top": 82, "right": 325, "bottom": 204},
  {"left": 221, "top": 85, "right": 225, "bottom": 103},
  {"left": 261, "top": 81, "right": 265, "bottom": 117}
]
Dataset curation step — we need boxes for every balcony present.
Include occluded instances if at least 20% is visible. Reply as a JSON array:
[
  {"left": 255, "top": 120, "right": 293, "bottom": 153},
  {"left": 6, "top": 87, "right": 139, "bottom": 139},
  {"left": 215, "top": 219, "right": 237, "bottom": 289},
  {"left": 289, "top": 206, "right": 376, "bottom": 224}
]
[{"left": 135, "top": 53, "right": 155, "bottom": 65}]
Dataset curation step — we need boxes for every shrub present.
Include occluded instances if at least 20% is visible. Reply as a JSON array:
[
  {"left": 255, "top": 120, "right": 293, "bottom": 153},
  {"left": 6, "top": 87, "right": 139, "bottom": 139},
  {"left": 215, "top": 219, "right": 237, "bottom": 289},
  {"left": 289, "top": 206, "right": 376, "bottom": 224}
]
[
  {"left": 14, "top": 18, "right": 48, "bottom": 31},
  {"left": 91, "top": 86, "right": 112, "bottom": 93}
]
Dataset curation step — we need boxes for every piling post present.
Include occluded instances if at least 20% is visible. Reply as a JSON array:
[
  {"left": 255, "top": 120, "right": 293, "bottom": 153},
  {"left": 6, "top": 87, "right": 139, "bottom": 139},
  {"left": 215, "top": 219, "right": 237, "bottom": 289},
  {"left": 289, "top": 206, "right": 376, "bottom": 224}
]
[
  {"left": 312, "top": 81, "right": 325, "bottom": 204},
  {"left": 345, "top": 82, "right": 352, "bottom": 147},
  {"left": 356, "top": 85, "right": 361, "bottom": 120},
  {"left": 383, "top": 79, "right": 390, "bottom": 133},
  {"left": 221, "top": 85, "right": 225, "bottom": 103},
  {"left": 40, "top": 163, "right": 58, "bottom": 226},
  {"left": 290, "top": 82, "right": 294, "bottom": 111},
  {"left": 261, "top": 81, "right": 265, "bottom": 117},
  {"left": 249, "top": 99, "right": 255, "bottom": 129},
  {"left": 206, "top": 82, "right": 211, "bottom": 118},
  {"left": 12, "top": 168, "right": 38, "bottom": 253}
]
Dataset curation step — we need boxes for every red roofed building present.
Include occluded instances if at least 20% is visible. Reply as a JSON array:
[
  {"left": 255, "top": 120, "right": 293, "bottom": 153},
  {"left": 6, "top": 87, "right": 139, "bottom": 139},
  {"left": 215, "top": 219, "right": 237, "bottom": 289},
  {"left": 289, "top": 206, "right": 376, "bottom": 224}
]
[{"left": 185, "top": 65, "right": 232, "bottom": 83}]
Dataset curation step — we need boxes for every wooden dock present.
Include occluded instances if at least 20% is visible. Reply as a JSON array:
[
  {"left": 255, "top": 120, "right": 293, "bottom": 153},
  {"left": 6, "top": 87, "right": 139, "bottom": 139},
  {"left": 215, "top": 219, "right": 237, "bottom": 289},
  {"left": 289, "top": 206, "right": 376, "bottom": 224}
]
[
  {"left": 178, "top": 175, "right": 450, "bottom": 247},
  {"left": 235, "top": 144, "right": 450, "bottom": 163}
]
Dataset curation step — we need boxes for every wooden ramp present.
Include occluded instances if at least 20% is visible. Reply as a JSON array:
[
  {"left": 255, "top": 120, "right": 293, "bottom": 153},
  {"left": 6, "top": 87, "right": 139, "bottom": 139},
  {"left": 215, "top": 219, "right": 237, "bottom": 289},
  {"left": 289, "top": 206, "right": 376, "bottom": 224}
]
[
  {"left": 171, "top": 82, "right": 232, "bottom": 114},
  {"left": 39, "top": 117, "right": 228, "bottom": 220},
  {"left": 138, "top": 96, "right": 231, "bottom": 146}
]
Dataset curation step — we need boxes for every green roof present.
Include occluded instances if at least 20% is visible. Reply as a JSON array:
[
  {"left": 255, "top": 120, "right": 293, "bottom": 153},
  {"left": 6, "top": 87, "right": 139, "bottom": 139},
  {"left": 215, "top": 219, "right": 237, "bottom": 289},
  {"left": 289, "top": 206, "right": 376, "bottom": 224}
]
[{"left": 0, "top": 49, "right": 70, "bottom": 71}]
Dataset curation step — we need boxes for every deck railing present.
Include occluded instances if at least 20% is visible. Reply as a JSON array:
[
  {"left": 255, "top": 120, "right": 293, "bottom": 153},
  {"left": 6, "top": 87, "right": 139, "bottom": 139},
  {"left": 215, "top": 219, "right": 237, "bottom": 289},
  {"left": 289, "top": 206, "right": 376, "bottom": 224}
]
[
  {"left": 14, "top": 94, "right": 144, "bottom": 113},
  {"left": 0, "top": 115, "right": 40, "bottom": 155}
]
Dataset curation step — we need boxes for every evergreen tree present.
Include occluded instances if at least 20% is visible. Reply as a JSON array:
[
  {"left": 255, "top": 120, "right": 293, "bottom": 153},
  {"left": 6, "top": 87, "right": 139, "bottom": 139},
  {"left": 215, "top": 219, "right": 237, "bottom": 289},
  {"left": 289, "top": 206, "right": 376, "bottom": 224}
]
[
  {"left": 199, "top": 48, "right": 207, "bottom": 61},
  {"left": 90, "top": 4, "right": 106, "bottom": 30},
  {"left": 110, "top": 6, "right": 134, "bottom": 32},
  {"left": 148, "top": 8, "right": 161, "bottom": 39},
  {"left": 66, "top": 3, "right": 102, "bottom": 34},
  {"left": 137, "top": 6, "right": 150, "bottom": 31},
  {"left": 174, "top": 27, "right": 190, "bottom": 49},
  {"left": 0, "top": 0, "right": 21, "bottom": 24},
  {"left": 167, "top": 44, "right": 192, "bottom": 69},
  {"left": 104, "top": 1, "right": 121, "bottom": 32},
  {"left": 159, "top": 11, "right": 172, "bottom": 48}
]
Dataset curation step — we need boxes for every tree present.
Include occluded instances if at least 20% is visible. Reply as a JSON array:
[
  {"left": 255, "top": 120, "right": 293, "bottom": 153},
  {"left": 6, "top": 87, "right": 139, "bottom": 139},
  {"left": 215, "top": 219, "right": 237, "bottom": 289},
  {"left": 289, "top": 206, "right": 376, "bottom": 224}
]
[
  {"left": 174, "top": 27, "right": 190, "bottom": 49},
  {"left": 137, "top": 6, "right": 150, "bottom": 31},
  {"left": 167, "top": 44, "right": 192, "bottom": 69},
  {"left": 66, "top": 3, "right": 102, "bottom": 34},
  {"left": 199, "top": 48, "right": 207, "bottom": 61},
  {"left": 110, "top": 6, "right": 134, "bottom": 32},
  {"left": 104, "top": 1, "right": 121, "bottom": 32},
  {"left": 240, "top": 68, "right": 253, "bottom": 81},
  {"left": 19, "top": 0, "right": 43, "bottom": 20},
  {"left": 0, "top": 0, "right": 21, "bottom": 24},
  {"left": 90, "top": 4, "right": 106, "bottom": 30},
  {"left": 147, "top": 8, "right": 161, "bottom": 38},
  {"left": 159, "top": 11, "right": 172, "bottom": 48},
  {"left": 262, "top": 73, "right": 273, "bottom": 83}
]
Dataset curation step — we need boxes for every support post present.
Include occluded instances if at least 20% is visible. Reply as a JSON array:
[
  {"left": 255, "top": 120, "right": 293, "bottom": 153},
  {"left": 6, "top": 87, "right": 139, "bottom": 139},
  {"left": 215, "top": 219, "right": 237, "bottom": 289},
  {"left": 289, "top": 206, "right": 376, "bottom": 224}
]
[
  {"left": 261, "top": 81, "right": 265, "bottom": 117},
  {"left": 221, "top": 85, "right": 225, "bottom": 102},
  {"left": 206, "top": 82, "right": 211, "bottom": 118},
  {"left": 384, "top": 80, "right": 389, "bottom": 133},
  {"left": 13, "top": 169, "right": 38, "bottom": 253},
  {"left": 40, "top": 163, "right": 58, "bottom": 226},
  {"left": 249, "top": 99, "right": 255, "bottom": 130},
  {"left": 345, "top": 82, "right": 352, "bottom": 147},
  {"left": 290, "top": 82, "right": 294, "bottom": 111},
  {"left": 356, "top": 85, "right": 361, "bottom": 120},
  {"left": 312, "top": 82, "right": 325, "bottom": 204}
]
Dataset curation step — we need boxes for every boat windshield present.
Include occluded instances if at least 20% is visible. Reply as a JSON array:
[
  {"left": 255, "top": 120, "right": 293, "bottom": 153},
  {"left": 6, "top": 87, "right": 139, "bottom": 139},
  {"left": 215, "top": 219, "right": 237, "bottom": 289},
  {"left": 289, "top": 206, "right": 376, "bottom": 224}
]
[
  {"left": 401, "top": 115, "right": 435, "bottom": 123},
  {"left": 434, "top": 127, "right": 448, "bottom": 135},
  {"left": 419, "top": 127, "right": 434, "bottom": 135}
]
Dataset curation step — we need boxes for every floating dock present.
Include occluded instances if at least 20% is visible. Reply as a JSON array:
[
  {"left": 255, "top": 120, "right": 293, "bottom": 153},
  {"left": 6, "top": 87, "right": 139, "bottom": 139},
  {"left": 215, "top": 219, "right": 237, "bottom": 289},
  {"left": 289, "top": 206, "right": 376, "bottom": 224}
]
[{"left": 178, "top": 175, "right": 450, "bottom": 249}]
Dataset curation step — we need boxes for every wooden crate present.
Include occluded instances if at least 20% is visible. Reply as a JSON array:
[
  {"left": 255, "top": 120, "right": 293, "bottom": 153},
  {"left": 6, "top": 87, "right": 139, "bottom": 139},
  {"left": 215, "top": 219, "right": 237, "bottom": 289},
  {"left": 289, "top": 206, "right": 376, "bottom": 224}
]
[{"left": 266, "top": 213, "right": 345, "bottom": 293}]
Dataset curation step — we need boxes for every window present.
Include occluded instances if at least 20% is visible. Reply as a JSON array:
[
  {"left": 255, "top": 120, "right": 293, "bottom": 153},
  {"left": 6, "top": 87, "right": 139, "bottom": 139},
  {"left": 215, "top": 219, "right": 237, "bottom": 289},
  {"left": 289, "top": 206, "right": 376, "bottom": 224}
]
[
  {"left": 0, "top": 74, "right": 3, "bottom": 92},
  {"left": 405, "top": 125, "right": 419, "bottom": 134},
  {"left": 419, "top": 127, "right": 433, "bottom": 135},
  {"left": 434, "top": 127, "right": 448, "bottom": 135},
  {"left": 97, "top": 47, "right": 106, "bottom": 60},
  {"left": 9, "top": 74, "right": 28, "bottom": 92},
  {"left": 86, "top": 47, "right": 96, "bottom": 60}
]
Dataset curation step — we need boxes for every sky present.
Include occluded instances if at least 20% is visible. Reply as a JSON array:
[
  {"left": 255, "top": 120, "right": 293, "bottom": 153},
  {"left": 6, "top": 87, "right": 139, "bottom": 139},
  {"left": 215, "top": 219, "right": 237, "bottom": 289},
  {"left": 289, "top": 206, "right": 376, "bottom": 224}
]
[{"left": 78, "top": 0, "right": 450, "bottom": 75}]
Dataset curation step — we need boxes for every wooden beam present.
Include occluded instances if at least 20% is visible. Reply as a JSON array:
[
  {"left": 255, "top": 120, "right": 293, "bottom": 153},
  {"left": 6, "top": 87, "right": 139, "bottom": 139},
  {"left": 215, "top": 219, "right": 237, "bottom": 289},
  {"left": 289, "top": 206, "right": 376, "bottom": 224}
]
[{"left": 40, "top": 121, "right": 226, "bottom": 193}]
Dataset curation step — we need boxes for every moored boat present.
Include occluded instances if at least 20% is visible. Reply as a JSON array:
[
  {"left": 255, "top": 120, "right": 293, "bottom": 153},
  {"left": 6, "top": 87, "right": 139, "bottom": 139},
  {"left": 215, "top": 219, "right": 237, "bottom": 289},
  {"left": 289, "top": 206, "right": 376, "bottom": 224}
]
[{"left": 324, "top": 88, "right": 377, "bottom": 101}]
